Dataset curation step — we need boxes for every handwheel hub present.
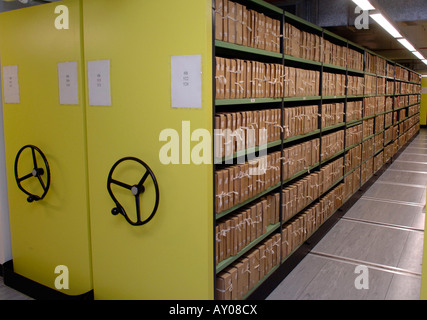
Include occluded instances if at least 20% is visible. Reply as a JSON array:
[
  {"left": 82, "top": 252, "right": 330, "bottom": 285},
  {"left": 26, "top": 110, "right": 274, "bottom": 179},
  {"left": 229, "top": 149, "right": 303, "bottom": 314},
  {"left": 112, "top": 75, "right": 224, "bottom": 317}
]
[{"left": 131, "top": 186, "right": 139, "bottom": 196}]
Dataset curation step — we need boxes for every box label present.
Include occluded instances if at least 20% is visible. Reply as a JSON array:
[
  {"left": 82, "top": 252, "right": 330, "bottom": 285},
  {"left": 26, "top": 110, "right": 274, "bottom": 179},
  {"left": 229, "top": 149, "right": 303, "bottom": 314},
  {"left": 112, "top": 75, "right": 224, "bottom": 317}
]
[
  {"left": 171, "top": 55, "right": 202, "bottom": 109},
  {"left": 3, "top": 65, "right": 20, "bottom": 104},
  {"left": 58, "top": 61, "right": 79, "bottom": 105},
  {"left": 88, "top": 60, "right": 112, "bottom": 106}
]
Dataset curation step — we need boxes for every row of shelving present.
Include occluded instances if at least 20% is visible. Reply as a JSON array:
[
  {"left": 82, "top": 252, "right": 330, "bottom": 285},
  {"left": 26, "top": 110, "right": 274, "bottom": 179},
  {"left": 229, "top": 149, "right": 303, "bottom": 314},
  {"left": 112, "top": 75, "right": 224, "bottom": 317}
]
[
  {"left": 214, "top": 105, "right": 419, "bottom": 235},
  {"left": 217, "top": 36, "right": 422, "bottom": 86},
  {"left": 214, "top": 100, "right": 421, "bottom": 164},
  {"left": 214, "top": 0, "right": 422, "bottom": 84},
  {"left": 215, "top": 55, "right": 420, "bottom": 102},
  {"left": 215, "top": 104, "right": 420, "bottom": 219},
  {"left": 213, "top": 0, "right": 422, "bottom": 301},
  {"left": 216, "top": 111, "right": 421, "bottom": 300},
  {"left": 216, "top": 94, "right": 420, "bottom": 106}
]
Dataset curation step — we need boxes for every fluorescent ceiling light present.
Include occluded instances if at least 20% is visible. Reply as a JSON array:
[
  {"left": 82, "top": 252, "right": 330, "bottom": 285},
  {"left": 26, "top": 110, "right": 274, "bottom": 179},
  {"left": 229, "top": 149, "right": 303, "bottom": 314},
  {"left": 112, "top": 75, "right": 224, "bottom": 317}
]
[
  {"left": 370, "top": 13, "right": 402, "bottom": 38},
  {"left": 423, "top": 60, "right": 427, "bottom": 65},
  {"left": 412, "top": 51, "right": 425, "bottom": 60},
  {"left": 398, "top": 38, "right": 416, "bottom": 52},
  {"left": 352, "top": 0, "right": 375, "bottom": 10}
]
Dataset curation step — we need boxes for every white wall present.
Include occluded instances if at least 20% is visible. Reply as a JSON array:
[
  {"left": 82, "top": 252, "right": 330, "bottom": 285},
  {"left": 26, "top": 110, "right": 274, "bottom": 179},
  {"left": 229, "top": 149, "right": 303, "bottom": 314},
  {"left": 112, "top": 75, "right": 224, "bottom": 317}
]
[{"left": 0, "top": 71, "right": 12, "bottom": 265}]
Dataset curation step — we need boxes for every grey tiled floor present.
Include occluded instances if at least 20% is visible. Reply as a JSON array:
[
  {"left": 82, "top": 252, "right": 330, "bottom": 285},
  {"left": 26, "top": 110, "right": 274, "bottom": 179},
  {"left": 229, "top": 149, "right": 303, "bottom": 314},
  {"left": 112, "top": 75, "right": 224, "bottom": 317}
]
[
  {"left": 268, "top": 129, "right": 427, "bottom": 300},
  {"left": 0, "top": 276, "right": 32, "bottom": 300}
]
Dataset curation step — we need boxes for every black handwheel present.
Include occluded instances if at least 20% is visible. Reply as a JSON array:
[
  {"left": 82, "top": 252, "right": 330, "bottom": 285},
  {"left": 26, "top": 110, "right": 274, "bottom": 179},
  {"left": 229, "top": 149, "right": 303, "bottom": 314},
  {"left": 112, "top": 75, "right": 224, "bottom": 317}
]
[
  {"left": 14, "top": 145, "right": 51, "bottom": 203},
  {"left": 107, "top": 157, "right": 159, "bottom": 226}
]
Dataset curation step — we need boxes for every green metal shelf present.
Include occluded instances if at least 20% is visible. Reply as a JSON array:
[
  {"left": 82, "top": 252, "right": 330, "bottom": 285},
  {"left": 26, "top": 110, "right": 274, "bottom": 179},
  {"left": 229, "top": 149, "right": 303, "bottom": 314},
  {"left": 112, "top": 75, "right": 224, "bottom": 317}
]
[
  {"left": 321, "top": 122, "right": 345, "bottom": 133},
  {"left": 284, "top": 54, "right": 322, "bottom": 67},
  {"left": 345, "top": 141, "right": 362, "bottom": 152},
  {"left": 362, "top": 134, "right": 375, "bottom": 142},
  {"left": 375, "top": 129, "right": 385, "bottom": 136},
  {"left": 242, "top": 264, "right": 280, "bottom": 300},
  {"left": 320, "top": 149, "right": 345, "bottom": 165},
  {"left": 215, "top": 97, "right": 283, "bottom": 106},
  {"left": 284, "top": 11, "right": 322, "bottom": 32},
  {"left": 364, "top": 71, "right": 377, "bottom": 77},
  {"left": 281, "top": 175, "right": 344, "bottom": 227},
  {"left": 283, "top": 96, "right": 321, "bottom": 102},
  {"left": 322, "top": 95, "right": 346, "bottom": 100},
  {"left": 282, "top": 162, "right": 320, "bottom": 186},
  {"left": 283, "top": 129, "right": 321, "bottom": 144},
  {"left": 248, "top": 0, "right": 283, "bottom": 14},
  {"left": 215, "top": 182, "right": 281, "bottom": 221},
  {"left": 347, "top": 68, "right": 365, "bottom": 75},
  {"left": 361, "top": 154, "right": 374, "bottom": 167},
  {"left": 394, "top": 93, "right": 421, "bottom": 96},
  {"left": 214, "top": 140, "right": 282, "bottom": 164},
  {"left": 395, "top": 78, "right": 422, "bottom": 85},
  {"left": 216, "top": 222, "right": 281, "bottom": 273},
  {"left": 344, "top": 166, "right": 359, "bottom": 178},
  {"left": 362, "top": 114, "right": 376, "bottom": 120},
  {"left": 346, "top": 119, "right": 363, "bottom": 127},
  {"left": 322, "top": 63, "right": 347, "bottom": 72},
  {"left": 323, "top": 29, "right": 348, "bottom": 44},
  {"left": 394, "top": 103, "right": 419, "bottom": 112},
  {"left": 374, "top": 147, "right": 384, "bottom": 157},
  {"left": 376, "top": 74, "right": 388, "bottom": 79},
  {"left": 215, "top": 40, "right": 283, "bottom": 59},
  {"left": 376, "top": 110, "right": 393, "bottom": 116}
]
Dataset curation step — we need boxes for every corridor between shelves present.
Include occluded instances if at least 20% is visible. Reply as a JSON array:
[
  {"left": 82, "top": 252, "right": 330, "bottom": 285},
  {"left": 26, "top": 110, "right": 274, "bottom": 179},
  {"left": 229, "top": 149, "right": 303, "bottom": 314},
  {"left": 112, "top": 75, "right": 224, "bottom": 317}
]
[{"left": 267, "top": 129, "right": 427, "bottom": 300}]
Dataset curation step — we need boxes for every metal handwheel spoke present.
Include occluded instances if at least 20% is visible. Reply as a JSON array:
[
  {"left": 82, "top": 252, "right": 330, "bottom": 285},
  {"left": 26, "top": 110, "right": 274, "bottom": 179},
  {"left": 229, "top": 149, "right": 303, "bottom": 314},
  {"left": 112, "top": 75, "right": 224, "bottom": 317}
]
[
  {"left": 37, "top": 175, "right": 46, "bottom": 191},
  {"left": 135, "top": 195, "right": 141, "bottom": 223},
  {"left": 111, "top": 178, "right": 133, "bottom": 190},
  {"left": 137, "top": 171, "right": 150, "bottom": 188},
  {"left": 18, "top": 173, "right": 33, "bottom": 183},
  {"left": 31, "top": 147, "right": 38, "bottom": 169}
]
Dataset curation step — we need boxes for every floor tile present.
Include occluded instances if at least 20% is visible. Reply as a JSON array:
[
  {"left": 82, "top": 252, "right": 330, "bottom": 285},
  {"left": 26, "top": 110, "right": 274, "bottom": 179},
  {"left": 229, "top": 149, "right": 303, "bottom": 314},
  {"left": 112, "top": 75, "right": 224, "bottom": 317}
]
[
  {"left": 266, "top": 254, "right": 420, "bottom": 300},
  {"left": 266, "top": 254, "right": 329, "bottom": 300},
  {"left": 0, "top": 277, "right": 32, "bottom": 300},
  {"left": 362, "top": 183, "right": 426, "bottom": 205},
  {"left": 397, "top": 231, "right": 424, "bottom": 274},
  {"left": 385, "top": 273, "right": 422, "bottom": 300},
  {"left": 396, "top": 153, "right": 427, "bottom": 164},
  {"left": 403, "top": 148, "right": 427, "bottom": 155},
  {"left": 343, "top": 198, "right": 425, "bottom": 230},
  {"left": 389, "top": 161, "right": 427, "bottom": 173},
  {"left": 311, "top": 220, "right": 416, "bottom": 272},
  {"left": 377, "top": 170, "right": 427, "bottom": 187}
]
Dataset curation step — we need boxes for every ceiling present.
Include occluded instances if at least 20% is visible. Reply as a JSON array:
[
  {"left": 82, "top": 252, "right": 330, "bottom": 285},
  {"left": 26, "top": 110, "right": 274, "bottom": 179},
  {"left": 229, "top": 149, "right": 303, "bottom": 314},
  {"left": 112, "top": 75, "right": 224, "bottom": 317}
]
[
  {"left": 0, "top": 0, "right": 59, "bottom": 11},
  {"left": 265, "top": 0, "right": 427, "bottom": 75}
]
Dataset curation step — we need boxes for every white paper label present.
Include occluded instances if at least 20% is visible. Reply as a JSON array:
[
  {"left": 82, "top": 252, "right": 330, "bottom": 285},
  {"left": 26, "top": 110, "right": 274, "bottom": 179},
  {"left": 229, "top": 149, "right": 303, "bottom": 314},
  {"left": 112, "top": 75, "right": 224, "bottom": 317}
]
[
  {"left": 3, "top": 65, "right": 20, "bottom": 104},
  {"left": 422, "top": 87, "right": 427, "bottom": 94},
  {"left": 88, "top": 60, "right": 111, "bottom": 106},
  {"left": 171, "top": 55, "right": 202, "bottom": 109},
  {"left": 58, "top": 61, "right": 79, "bottom": 105}
]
